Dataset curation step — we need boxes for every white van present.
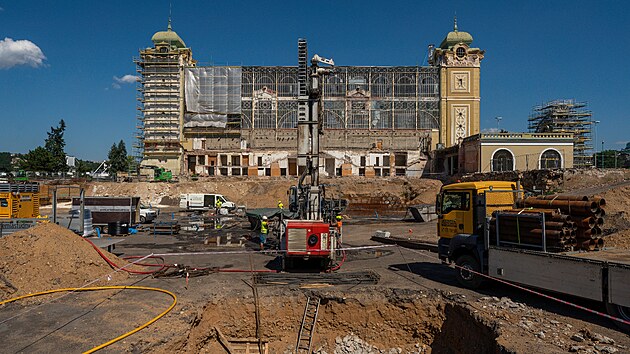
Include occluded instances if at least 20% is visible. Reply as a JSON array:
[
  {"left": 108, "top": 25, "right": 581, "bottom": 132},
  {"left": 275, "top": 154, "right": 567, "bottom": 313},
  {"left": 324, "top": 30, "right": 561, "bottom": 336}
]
[{"left": 179, "top": 194, "right": 235, "bottom": 211}]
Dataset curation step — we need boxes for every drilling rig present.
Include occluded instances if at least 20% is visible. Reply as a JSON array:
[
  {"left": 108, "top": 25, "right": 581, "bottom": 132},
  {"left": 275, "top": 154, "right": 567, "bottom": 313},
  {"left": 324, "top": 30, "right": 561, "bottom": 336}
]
[{"left": 282, "top": 39, "right": 347, "bottom": 270}]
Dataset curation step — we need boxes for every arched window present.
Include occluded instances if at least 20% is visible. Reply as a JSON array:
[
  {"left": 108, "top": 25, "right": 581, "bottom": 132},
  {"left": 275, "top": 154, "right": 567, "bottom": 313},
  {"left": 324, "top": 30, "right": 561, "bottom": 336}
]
[
  {"left": 540, "top": 149, "right": 562, "bottom": 169},
  {"left": 492, "top": 149, "right": 514, "bottom": 172}
]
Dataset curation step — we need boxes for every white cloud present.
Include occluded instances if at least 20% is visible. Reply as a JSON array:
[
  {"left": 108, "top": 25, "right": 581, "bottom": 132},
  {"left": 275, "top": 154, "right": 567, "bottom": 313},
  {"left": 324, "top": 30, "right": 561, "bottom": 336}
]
[
  {"left": 0, "top": 37, "right": 47, "bottom": 69},
  {"left": 113, "top": 74, "right": 137, "bottom": 84}
]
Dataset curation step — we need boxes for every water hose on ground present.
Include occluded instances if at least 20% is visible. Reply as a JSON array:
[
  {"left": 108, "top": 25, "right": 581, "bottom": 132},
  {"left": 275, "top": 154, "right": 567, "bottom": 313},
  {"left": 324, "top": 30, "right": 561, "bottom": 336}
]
[{"left": 0, "top": 285, "right": 177, "bottom": 353}]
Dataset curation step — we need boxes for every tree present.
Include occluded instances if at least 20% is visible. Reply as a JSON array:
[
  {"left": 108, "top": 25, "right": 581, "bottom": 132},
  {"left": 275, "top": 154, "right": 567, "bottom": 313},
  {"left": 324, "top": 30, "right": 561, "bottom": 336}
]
[
  {"left": 44, "top": 119, "right": 68, "bottom": 172},
  {"left": 0, "top": 152, "right": 11, "bottom": 172},
  {"left": 108, "top": 140, "right": 129, "bottom": 174},
  {"left": 20, "top": 147, "right": 53, "bottom": 172}
]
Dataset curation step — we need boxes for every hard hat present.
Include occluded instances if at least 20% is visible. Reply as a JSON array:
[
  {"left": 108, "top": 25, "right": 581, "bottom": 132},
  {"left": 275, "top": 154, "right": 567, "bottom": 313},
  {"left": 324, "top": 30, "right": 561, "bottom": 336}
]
[
  {"left": 278, "top": 200, "right": 282, "bottom": 203},
  {"left": 336, "top": 215, "right": 342, "bottom": 220},
  {"left": 262, "top": 216, "right": 268, "bottom": 220}
]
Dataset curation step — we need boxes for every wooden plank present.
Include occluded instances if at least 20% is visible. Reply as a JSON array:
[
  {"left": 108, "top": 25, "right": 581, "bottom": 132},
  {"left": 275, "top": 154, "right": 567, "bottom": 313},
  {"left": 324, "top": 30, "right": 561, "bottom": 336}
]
[{"left": 215, "top": 326, "right": 235, "bottom": 354}]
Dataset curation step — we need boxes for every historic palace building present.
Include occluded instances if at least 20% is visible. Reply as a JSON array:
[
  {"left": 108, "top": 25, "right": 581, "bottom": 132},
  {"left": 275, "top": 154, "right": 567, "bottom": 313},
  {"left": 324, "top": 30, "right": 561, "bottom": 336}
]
[{"left": 135, "top": 19, "right": 484, "bottom": 177}]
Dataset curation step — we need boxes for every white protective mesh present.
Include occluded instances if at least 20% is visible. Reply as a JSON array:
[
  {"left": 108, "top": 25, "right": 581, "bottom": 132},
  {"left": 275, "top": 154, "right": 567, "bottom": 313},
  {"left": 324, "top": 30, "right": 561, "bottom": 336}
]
[{"left": 184, "top": 67, "right": 242, "bottom": 128}]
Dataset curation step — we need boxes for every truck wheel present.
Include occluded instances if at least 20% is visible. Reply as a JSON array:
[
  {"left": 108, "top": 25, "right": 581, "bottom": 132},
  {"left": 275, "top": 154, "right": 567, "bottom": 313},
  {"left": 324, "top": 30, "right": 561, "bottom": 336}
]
[
  {"left": 605, "top": 303, "right": 630, "bottom": 332},
  {"left": 455, "top": 255, "right": 483, "bottom": 289},
  {"left": 140, "top": 216, "right": 146, "bottom": 224}
]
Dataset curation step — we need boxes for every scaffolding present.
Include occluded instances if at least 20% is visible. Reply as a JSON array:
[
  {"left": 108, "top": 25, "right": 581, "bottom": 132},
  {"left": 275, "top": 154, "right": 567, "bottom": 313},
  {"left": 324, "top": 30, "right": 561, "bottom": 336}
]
[
  {"left": 528, "top": 99, "right": 593, "bottom": 168},
  {"left": 134, "top": 45, "right": 194, "bottom": 166}
]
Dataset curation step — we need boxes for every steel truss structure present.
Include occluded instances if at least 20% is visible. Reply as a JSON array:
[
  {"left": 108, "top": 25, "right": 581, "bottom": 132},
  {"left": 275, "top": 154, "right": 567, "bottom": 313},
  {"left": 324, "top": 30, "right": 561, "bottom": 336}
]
[{"left": 237, "top": 66, "right": 440, "bottom": 131}]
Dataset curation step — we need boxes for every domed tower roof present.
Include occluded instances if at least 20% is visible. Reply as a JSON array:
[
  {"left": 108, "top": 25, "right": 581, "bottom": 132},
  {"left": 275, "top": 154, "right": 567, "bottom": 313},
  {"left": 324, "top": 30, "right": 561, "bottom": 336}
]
[
  {"left": 151, "top": 20, "right": 186, "bottom": 49},
  {"left": 439, "top": 17, "right": 473, "bottom": 49}
]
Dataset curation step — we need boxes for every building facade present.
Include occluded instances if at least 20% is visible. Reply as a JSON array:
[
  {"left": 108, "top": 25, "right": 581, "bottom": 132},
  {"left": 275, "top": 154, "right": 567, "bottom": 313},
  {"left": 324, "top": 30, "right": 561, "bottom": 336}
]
[
  {"left": 434, "top": 133, "right": 574, "bottom": 175},
  {"left": 135, "top": 21, "right": 484, "bottom": 177}
]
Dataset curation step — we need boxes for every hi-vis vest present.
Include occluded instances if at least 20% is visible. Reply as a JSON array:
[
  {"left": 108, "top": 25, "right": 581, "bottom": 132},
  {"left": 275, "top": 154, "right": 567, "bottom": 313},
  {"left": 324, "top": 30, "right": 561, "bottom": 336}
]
[{"left": 261, "top": 220, "right": 268, "bottom": 234}]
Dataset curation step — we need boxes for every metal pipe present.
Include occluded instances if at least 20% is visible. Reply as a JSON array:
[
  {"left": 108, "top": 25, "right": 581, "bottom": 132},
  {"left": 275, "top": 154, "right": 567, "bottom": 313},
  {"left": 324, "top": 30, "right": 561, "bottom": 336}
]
[
  {"left": 79, "top": 188, "right": 85, "bottom": 236},
  {"left": 581, "top": 216, "right": 596, "bottom": 228},
  {"left": 581, "top": 239, "right": 596, "bottom": 251},
  {"left": 595, "top": 237, "right": 604, "bottom": 249},
  {"left": 537, "top": 195, "right": 589, "bottom": 202},
  {"left": 521, "top": 198, "right": 599, "bottom": 214}
]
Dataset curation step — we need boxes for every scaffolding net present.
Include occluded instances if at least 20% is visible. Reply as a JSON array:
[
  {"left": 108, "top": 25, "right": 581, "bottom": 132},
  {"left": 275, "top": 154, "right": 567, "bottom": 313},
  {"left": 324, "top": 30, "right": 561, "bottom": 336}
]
[{"left": 184, "top": 67, "right": 242, "bottom": 128}]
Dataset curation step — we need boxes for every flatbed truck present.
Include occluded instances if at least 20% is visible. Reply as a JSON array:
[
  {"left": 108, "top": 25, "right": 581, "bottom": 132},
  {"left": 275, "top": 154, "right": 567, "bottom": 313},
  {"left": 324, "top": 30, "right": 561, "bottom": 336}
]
[{"left": 437, "top": 181, "right": 630, "bottom": 331}]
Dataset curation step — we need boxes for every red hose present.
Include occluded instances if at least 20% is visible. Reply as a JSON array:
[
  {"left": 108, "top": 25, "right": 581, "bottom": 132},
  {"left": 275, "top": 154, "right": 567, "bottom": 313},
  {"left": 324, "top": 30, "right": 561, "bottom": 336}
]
[
  {"left": 83, "top": 237, "right": 278, "bottom": 275},
  {"left": 328, "top": 244, "right": 346, "bottom": 272},
  {"left": 83, "top": 237, "right": 163, "bottom": 275}
]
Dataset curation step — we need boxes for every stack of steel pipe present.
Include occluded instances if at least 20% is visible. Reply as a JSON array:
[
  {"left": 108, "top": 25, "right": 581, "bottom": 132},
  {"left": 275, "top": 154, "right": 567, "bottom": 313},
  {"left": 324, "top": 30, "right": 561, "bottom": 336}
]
[
  {"left": 517, "top": 194, "right": 606, "bottom": 251},
  {"left": 489, "top": 210, "right": 578, "bottom": 251}
]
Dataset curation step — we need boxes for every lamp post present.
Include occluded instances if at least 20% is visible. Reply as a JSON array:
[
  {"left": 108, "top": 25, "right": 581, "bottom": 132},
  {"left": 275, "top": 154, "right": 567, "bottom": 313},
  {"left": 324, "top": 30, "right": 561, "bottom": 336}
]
[
  {"left": 601, "top": 140, "right": 605, "bottom": 169},
  {"left": 593, "top": 120, "right": 600, "bottom": 168},
  {"left": 495, "top": 116, "right": 503, "bottom": 132}
]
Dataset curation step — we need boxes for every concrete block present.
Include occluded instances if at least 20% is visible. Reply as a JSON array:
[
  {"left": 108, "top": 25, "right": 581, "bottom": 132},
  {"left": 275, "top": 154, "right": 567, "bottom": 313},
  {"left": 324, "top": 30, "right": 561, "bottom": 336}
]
[
  {"left": 247, "top": 167, "right": 258, "bottom": 177},
  {"left": 364, "top": 167, "right": 376, "bottom": 177},
  {"left": 374, "top": 230, "right": 391, "bottom": 238}
]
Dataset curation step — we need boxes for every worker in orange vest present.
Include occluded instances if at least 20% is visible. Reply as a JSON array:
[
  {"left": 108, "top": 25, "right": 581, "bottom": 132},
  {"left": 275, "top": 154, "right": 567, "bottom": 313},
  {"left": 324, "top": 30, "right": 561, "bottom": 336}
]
[{"left": 335, "top": 215, "right": 343, "bottom": 243}]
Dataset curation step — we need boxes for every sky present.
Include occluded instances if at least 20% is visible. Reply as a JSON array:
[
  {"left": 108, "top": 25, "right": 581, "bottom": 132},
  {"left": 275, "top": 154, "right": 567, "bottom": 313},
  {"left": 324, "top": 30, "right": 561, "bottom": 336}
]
[{"left": 0, "top": 0, "right": 629, "bottom": 161}]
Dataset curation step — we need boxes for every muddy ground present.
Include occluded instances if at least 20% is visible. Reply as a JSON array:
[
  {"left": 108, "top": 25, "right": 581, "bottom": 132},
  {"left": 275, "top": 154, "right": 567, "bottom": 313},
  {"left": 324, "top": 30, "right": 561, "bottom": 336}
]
[{"left": 1, "top": 173, "right": 630, "bottom": 353}]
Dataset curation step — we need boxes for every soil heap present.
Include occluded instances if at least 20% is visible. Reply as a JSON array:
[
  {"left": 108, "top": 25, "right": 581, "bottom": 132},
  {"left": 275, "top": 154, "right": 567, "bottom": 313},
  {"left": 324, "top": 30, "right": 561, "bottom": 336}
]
[{"left": 0, "top": 223, "right": 130, "bottom": 300}]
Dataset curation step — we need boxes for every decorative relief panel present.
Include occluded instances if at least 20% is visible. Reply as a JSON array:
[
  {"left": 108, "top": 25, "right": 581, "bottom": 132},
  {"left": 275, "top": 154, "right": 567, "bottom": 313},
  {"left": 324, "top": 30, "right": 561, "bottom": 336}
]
[
  {"left": 451, "top": 105, "right": 469, "bottom": 144},
  {"left": 451, "top": 71, "right": 470, "bottom": 93}
]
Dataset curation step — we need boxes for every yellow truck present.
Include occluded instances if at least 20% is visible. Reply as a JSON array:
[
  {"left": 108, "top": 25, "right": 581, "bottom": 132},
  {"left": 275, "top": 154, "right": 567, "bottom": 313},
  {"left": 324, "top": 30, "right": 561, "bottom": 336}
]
[{"left": 436, "top": 181, "right": 630, "bottom": 331}]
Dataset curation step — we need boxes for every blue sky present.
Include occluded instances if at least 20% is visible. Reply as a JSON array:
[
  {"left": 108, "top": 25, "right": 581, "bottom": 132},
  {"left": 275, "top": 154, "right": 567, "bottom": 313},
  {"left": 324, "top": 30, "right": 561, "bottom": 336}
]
[{"left": 1, "top": 0, "right": 628, "bottom": 161}]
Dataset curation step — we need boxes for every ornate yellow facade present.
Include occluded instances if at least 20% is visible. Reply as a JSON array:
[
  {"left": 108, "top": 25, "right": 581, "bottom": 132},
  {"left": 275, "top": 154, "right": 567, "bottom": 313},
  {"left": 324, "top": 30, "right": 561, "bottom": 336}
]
[{"left": 431, "top": 19, "right": 485, "bottom": 148}]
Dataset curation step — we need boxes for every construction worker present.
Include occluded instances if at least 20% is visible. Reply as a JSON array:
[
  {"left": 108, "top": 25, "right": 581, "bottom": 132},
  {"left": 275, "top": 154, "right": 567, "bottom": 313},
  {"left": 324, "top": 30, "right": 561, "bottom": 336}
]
[
  {"left": 260, "top": 216, "right": 269, "bottom": 251},
  {"left": 335, "top": 215, "right": 343, "bottom": 242},
  {"left": 277, "top": 200, "right": 284, "bottom": 209},
  {"left": 215, "top": 198, "right": 223, "bottom": 214}
]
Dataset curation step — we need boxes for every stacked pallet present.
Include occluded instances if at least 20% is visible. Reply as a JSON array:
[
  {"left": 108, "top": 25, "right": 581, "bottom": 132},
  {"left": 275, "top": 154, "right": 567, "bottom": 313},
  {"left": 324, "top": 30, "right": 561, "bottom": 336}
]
[{"left": 519, "top": 195, "right": 606, "bottom": 252}]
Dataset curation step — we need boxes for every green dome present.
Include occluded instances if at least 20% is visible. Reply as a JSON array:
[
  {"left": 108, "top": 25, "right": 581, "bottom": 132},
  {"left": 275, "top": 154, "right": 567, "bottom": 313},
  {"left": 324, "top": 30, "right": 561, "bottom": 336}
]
[
  {"left": 439, "top": 18, "right": 473, "bottom": 49},
  {"left": 151, "top": 21, "right": 186, "bottom": 49}
]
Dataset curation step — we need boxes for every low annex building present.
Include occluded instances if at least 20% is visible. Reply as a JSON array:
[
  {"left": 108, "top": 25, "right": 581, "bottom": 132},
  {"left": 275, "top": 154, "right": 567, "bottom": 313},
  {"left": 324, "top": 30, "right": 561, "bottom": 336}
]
[{"left": 434, "top": 133, "right": 574, "bottom": 175}]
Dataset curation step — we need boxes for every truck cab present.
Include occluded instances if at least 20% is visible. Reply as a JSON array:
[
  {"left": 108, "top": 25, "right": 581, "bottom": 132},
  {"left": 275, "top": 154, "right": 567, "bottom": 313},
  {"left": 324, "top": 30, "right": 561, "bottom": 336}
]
[{"left": 436, "top": 181, "right": 519, "bottom": 287}]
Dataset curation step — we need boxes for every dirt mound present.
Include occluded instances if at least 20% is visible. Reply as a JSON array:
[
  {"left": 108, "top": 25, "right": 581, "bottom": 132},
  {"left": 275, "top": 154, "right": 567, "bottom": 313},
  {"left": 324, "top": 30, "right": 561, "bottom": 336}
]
[
  {"left": 603, "top": 229, "right": 630, "bottom": 249},
  {"left": 0, "top": 223, "right": 130, "bottom": 300},
  {"left": 82, "top": 177, "right": 442, "bottom": 211}
]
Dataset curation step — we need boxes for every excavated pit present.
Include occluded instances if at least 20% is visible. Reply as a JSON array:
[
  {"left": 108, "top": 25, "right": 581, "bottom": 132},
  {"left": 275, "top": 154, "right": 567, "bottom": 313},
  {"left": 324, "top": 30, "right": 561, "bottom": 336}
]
[{"left": 174, "top": 290, "right": 506, "bottom": 354}]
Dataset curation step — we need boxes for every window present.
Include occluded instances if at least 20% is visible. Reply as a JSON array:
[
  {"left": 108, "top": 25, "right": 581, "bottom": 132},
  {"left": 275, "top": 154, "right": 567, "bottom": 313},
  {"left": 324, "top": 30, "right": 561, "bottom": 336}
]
[
  {"left": 540, "top": 150, "right": 562, "bottom": 169},
  {"left": 441, "top": 191, "right": 471, "bottom": 214},
  {"left": 492, "top": 149, "right": 514, "bottom": 172},
  {"left": 0, "top": 198, "right": 7, "bottom": 207},
  {"left": 456, "top": 47, "right": 466, "bottom": 58}
]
